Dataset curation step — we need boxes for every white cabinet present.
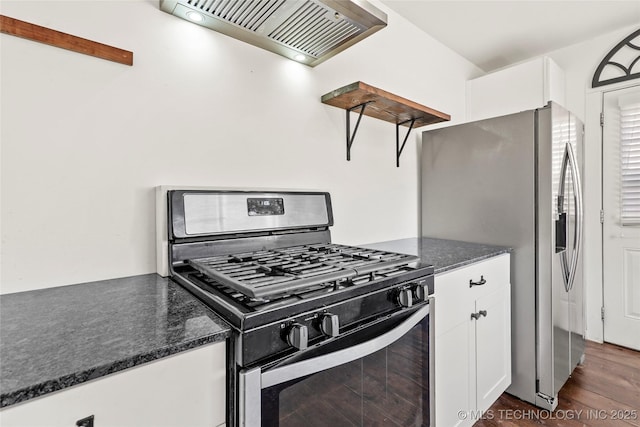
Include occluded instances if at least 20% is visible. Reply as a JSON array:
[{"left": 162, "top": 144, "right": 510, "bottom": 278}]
[
  {"left": 466, "top": 56, "right": 565, "bottom": 122},
  {"left": 0, "top": 342, "right": 226, "bottom": 427},
  {"left": 434, "top": 254, "right": 511, "bottom": 427}
]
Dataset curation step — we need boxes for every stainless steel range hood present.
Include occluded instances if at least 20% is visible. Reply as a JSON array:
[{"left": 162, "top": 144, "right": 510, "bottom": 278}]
[{"left": 159, "top": 0, "right": 387, "bottom": 67}]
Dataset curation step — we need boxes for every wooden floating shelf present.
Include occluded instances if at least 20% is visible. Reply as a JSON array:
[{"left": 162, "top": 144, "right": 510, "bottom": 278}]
[
  {"left": 0, "top": 15, "right": 133, "bottom": 66},
  {"left": 321, "top": 81, "right": 450, "bottom": 128},
  {"left": 321, "top": 81, "right": 450, "bottom": 167}
]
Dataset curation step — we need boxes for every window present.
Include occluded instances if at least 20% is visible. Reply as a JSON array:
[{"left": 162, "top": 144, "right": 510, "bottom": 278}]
[{"left": 621, "top": 100, "right": 640, "bottom": 225}]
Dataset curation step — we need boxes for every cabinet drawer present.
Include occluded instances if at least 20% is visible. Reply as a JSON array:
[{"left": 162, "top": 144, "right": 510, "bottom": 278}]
[{"left": 435, "top": 254, "right": 510, "bottom": 334}]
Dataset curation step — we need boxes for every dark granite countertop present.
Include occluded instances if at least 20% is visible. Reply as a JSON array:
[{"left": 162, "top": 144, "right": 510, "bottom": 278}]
[
  {"left": 362, "top": 237, "right": 511, "bottom": 274},
  {"left": 0, "top": 274, "right": 231, "bottom": 408}
]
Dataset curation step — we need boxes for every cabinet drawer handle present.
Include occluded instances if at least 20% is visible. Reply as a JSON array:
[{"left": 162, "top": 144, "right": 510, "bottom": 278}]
[
  {"left": 469, "top": 276, "right": 486, "bottom": 287},
  {"left": 470, "top": 310, "right": 488, "bottom": 320}
]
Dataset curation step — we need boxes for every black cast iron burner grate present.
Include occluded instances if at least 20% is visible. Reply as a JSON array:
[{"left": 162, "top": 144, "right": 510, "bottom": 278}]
[{"left": 187, "top": 243, "right": 418, "bottom": 299}]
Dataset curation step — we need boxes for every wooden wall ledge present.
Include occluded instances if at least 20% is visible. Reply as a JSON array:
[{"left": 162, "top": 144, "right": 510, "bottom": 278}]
[
  {"left": 0, "top": 15, "right": 133, "bottom": 66},
  {"left": 321, "top": 81, "right": 450, "bottom": 128},
  {"left": 321, "top": 81, "right": 450, "bottom": 166}
]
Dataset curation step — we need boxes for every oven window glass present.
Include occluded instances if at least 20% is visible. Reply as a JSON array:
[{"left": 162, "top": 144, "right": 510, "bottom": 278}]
[{"left": 261, "top": 316, "right": 430, "bottom": 426}]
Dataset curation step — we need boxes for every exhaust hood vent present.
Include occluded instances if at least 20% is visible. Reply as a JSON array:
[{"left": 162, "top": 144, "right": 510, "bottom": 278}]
[{"left": 160, "top": 0, "right": 387, "bottom": 66}]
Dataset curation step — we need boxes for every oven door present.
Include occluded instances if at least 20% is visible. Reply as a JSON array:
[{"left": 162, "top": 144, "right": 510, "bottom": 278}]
[{"left": 239, "top": 301, "right": 433, "bottom": 427}]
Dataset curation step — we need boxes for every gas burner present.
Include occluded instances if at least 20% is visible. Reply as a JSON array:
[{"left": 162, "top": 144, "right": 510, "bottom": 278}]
[
  {"left": 307, "top": 245, "right": 338, "bottom": 254},
  {"left": 187, "top": 243, "right": 419, "bottom": 299}
]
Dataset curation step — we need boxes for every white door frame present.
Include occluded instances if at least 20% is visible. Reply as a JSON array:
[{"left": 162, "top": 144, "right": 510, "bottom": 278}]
[
  {"left": 601, "top": 84, "right": 640, "bottom": 350},
  {"left": 583, "top": 80, "right": 640, "bottom": 343}
]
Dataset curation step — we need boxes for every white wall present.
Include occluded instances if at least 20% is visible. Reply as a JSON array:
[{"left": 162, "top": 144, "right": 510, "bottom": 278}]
[
  {"left": 548, "top": 24, "right": 639, "bottom": 121},
  {"left": 547, "top": 24, "right": 639, "bottom": 342},
  {"left": 0, "top": 0, "right": 480, "bottom": 293}
]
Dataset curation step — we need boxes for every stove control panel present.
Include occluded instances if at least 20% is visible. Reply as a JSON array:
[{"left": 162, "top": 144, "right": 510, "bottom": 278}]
[{"left": 241, "top": 273, "right": 434, "bottom": 366}]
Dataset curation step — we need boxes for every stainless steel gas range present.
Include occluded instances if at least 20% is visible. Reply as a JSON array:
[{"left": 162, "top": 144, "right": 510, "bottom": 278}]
[{"left": 162, "top": 189, "right": 434, "bottom": 426}]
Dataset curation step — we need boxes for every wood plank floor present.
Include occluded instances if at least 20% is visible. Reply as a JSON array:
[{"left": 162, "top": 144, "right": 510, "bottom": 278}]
[{"left": 474, "top": 340, "right": 640, "bottom": 427}]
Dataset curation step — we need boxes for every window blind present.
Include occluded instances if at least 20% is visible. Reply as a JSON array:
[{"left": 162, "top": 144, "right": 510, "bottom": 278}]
[{"left": 621, "top": 101, "right": 640, "bottom": 225}]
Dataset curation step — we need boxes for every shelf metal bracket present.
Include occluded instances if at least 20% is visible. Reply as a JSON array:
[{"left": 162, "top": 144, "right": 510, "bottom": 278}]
[
  {"left": 346, "top": 102, "right": 370, "bottom": 161},
  {"left": 396, "top": 118, "right": 416, "bottom": 167}
]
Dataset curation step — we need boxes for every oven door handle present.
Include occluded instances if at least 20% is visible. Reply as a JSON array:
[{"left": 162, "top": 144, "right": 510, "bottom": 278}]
[{"left": 261, "top": 303, "right": 430, "bottom": 388}]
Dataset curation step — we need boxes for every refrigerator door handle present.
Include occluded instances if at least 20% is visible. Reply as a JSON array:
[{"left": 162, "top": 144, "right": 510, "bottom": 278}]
[
  {"left": 558, "top": 144, "right": 571, "bottom": 292},
  {"left": 558, "top": 142, "right": 583, "bottom": 292},
  {"left": 566, "top": 142, "right": 583, "bottom": 291}
]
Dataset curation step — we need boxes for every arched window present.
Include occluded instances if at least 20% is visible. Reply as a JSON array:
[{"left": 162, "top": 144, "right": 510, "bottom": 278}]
[{"left": 592, "top": 28, "right": 640, "bottom": 88}]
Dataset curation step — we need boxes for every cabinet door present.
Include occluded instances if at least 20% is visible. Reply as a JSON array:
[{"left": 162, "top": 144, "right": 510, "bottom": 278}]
[
  {"left": 434, "top": 254, "right": 511, "bottom": 427},
  {"left": 435, "top": 317, "right": 475, "bottom": 427},
  {"left": 474, "top": 284, "right": 511, "bottom": 412},
  {"left": 0, "top": 342, "right": 226, "bottom": 427},
  {"left": 465, "top": 57, "right": 565, "bottom": 121}
]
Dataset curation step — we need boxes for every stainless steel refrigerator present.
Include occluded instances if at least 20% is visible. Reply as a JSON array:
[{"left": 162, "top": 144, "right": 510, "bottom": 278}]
[{"left": 421, "top": 102, "right": 584, "bottom": 410}]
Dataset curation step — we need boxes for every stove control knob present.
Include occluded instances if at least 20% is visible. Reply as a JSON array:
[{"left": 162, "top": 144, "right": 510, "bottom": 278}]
[
  {"left": 286, "top": 323, "right": 308, "bottom": 350},
  {"left": 320, "top": 313, "right": 340, "bottom": 337},
  {"left": 412, "top": 283, "right": 429, "bottom": 302},
  {"left": 396, "top": 287, "right": 413, "bottom": 308}
]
